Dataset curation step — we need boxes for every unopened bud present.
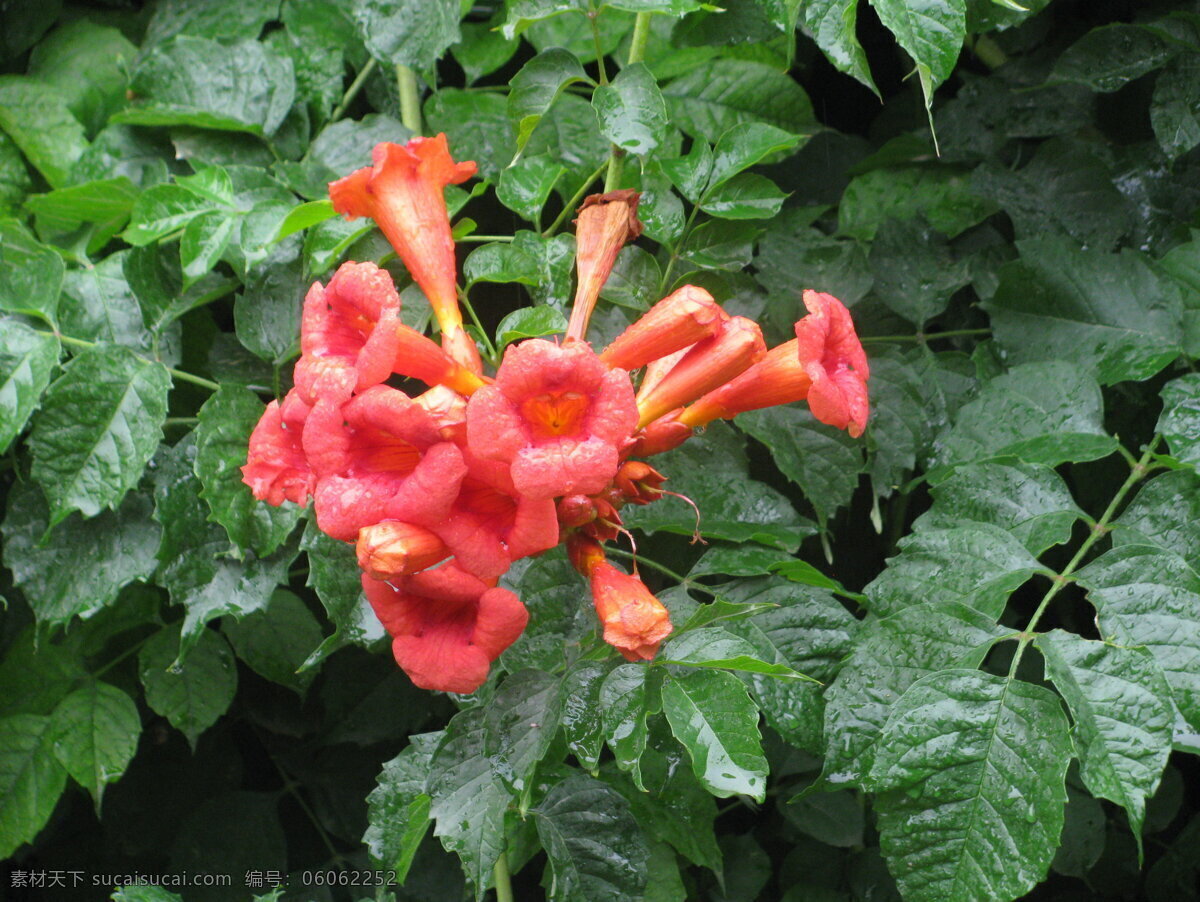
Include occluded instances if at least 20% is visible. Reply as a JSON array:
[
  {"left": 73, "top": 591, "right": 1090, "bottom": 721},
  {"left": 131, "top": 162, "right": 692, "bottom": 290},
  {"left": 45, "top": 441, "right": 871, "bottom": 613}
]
[{"left": 356, "top": 520, "right": 448, "bottom": 580}]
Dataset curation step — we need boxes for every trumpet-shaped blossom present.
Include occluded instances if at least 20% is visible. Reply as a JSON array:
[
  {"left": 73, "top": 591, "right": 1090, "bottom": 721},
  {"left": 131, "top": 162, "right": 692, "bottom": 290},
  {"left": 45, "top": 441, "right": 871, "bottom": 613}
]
[
  {"left": 795, "top": 290, "right": 870, "bottom": 437},
  {"left": 599, "top": 285, "right": 725, "bottom": 371},
  {"left": 567, "top": 190, "right": 643, "bottom": 341},
  {"left": 466, "top": 339, "right": 638, "bottom": 499},
  {"left": 362, "top": 564, "right": 528, "bottom": 693},
  {"left": 303, "top": 386, "right": 466, "bottom": 541},
  {"left": 242, "top": 389, "right": 313, "bottom": 506},
  {"left": 570, "top": 539, "right": 672, "bottom": 661},
  {"left": 293, "top": 262, "right": 402, "bottom": 406},
  {"left": 329, "top": 135, "right": 480, "bottom": 371}
]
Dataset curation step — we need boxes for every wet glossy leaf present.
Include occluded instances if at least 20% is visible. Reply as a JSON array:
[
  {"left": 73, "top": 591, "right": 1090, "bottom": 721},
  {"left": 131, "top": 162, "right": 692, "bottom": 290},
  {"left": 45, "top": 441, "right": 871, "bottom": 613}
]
[
  {"left": 661, "top": 668, "right": 767, "bottom": 801},
  {"left": 29, "top": 345, "right": 169, "bottom": 526},
  {"left": 0, "top": 714, "right": 68, "bottom": 859},
  {"left": 868, "top": 217, "right": 968, "bottom": 326},
  {"left": 659, "top": 627, "right": 817, "bottom": 682},
  {"left": 365, "top": 732, "right": 439, "bottom": 882},
  {"left": 822, "top": 600, "right": 1008, "bottom": 786},
  {"left": 622, "top": 423, "right": 816, "bottom": 551},
  {"left": 124, "top": 243, "right": 237, "bottom": 336},
  {"left": 496, "top": 155, "right": 565, "bottom": 222},
  {"left": 559, "top": 662, "right": 611, "bottom": 773},
  {"left": 0, "top": 218, "right": 64, "bottom": 323},
  {"left": 699, "top": 172, "right": 788, "bottom": 219},
  {"left": 233, "top": 253, "right": 305, "bottom": 365},
  {"left": 180, "top": 210, "right": 237, "bottom": 288},
  {"left": 0, "top": 318, "right": 58, "bottom": 453},
  {"left": 1157, "top": 374, "right": 1200, "bottom": 469},
  {"left": 25, "top": 178, "right": 139, "bottom": 249},
  {"left": 138, "top": 623, "right": 237, "bottom": 749},
  {"left": 454, "top": 18, "right": 519, "bottom": 84},
  {"left": 1053, "top": 23, "right": 1175, "bottom": 92},
  {"left": 465, "top": 241, "right": 541, "bottom": 287},
  {"left": 2, "top": 481, "right": 159, "bottom": 629},
  {"left": 535, "top": 772, "right": 650, "bottom": 902},
  {"left": 59, "top": 253, "right": 153, "bottom": 353},
  {"left": 594, "top": 63, "right": 669, "bottom": 157},
  {"left": 868, "top": 670, "right": 1071, "bottom": 902},
  {"left": 1037, "top": 630, "right": 1174, "bottom": 850},
  {"left": 681, "top": 219, "right": 762, "bottom": 271},
  {"left": 1152, "top": 55, "right": 1200, "bottom": 160},
  {"left": 427, "top": 707, "right": 513, "bottom": 898},
  {"left": 600, "top": 246, "right": 661, "bottom": 310},
  {"left": 27, "top": 20, "right": 136, "bottom": 135},
  {"left": 931, "top": 361, "right": 1119, "bottom": 478},
  {"left": 222, "top": 589, "right": 323, "bottom": 695},
  {"left": 351, "top": 0, "right": 460, "bottom": 70},
  {"left": 484, "top": 669, "right": 562, "bottom": 793},
  {"left": 48, "top": 680, "right": 140, "bottom": 809},
  {"left": 0, "top": 77, "right": 88, "bottom": 188},
  {"left": 663, "top": 60, "right": 816, "bottom": 144},
  {"left": 509, "top": 49, "right": 591, "bottom": 154},
  {"left": 870, "top": 0, "right": 965, "bottom": 116},
  {"left": 0, "top": 132, "right": 31, "bottom": 213},
  {"left": 194, "top": 385, "right": 302, "bottom": 555},
  {"left": 838, "top": 166, "right": 995, "bottom": 241},
  {"left": 987, "top": 239, "right": 1181, "bottom": 384},
  {"left": 424, "top": 89, "right": 515, "bottom": 179},
  {"left": 600, "top": 663, "right": 653, "bottom": 790},
  {"left": 802, "top": 0, "right": 876, "bottom": 93}
]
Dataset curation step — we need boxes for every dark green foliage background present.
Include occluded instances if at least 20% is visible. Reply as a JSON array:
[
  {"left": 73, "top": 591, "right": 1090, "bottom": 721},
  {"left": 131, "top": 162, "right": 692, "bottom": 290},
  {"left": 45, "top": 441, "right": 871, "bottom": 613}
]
[{"left": 2, "top": 1, "right": 1200, "bottom": 900}]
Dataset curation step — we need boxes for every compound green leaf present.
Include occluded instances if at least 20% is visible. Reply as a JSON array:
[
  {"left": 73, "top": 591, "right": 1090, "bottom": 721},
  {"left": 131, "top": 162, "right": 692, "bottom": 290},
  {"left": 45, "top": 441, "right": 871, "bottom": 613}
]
[
  {"left": 1037, "top": 631, "right": 1174, "bottom": 851},
  {"left": 484, "top": 669, "right": 562, "bottom": 793},
  {"left": 559, "top": 661, "right": 611, "bottom": 773},
  {"left": 0, "top": 318, "right": 58, "bottom": 453},
  {"left": 30, "top": 345, "right": 169, "bottom": 526},
  {"left": 822, "top": 600, "right": 1008, "bottom": 786},
  {"left": 0, "top": 714, "right": 68, "bottom": 859},
  {"left": 1157, "top": 374, "right": 1200, "bottom": 469},
  {"left": 138, "top": 623, "right": 237, "bottom": 749},
  {"left": 868, "top": 670, "right": 1071, "bottom": 902},
  {"left": 2, "top": 481, "right": 160, "bottom": 629},
  {"left": 48, "top": 680, "right": 140, "bottom": 809},
  {"left": 986, "top": 239, "right": 1182, "bottom": 385},
  {"left": 364, "top": 732, "right": 438, "bottom": 882},
  {"left": 931, "top": 361, "right": 1119, "bottom": 478},
  {"left": 427, "top": 707, "right": 514, "bottom": 899},
  {"left": 600, "top": 663, "right": 653, "bottom": 790},
  {"left": 534, "top": 772, "right": 650, "bottom": 902},
  {"left": 658, "top": 627, "right": 816, "bottom": 682},
  {"left": 661, "top": 668, "right": 767, "bottom": 801},
  {"left": 194, "top": 384, "right": 302, "bottom": 555}
]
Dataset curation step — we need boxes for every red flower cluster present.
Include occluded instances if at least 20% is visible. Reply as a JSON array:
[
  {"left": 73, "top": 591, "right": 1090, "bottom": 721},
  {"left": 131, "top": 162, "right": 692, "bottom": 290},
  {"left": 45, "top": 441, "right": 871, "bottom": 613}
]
[{"left": 243, "top": 135, "right": 869, "bottom": 694}]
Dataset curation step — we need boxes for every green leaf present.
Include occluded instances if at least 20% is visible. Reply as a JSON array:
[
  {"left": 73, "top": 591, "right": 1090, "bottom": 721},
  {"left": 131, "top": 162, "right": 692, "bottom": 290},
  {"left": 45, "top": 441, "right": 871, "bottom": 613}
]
[
  {"left": 508, "top": 48, "right": 591, "bottom": 154},
  {"left": 275, "top": 115, "right": 409, "bottom": 200},
  {"left": 495, "top": 305, "right": 567, "bottom": 350},
  {"left": 223, "top": 589, "right": 323, "bottom": 695},
  {"left": 123, "top": 184, "right": 218, "bottom": 247},
  {"left": 454, "top": 18, "right": 520, "bottom": 84},
  {"left": 485, "top": 669, "right": 562, "bottom": 793},
  {"left": 600, "top": 663, "right": 653, "bottom": 790},
  {"left": 497, "top": 155, "right": 565, "bottom": 222},
  {"left": 233, "top": 254, "right": 305, "bottom": 365},
  {"left": 1152, "top": 55, "right": 1200, "bottom": 160},
  {"left": 868, "top": 216, "right": 968, "bottom": 326},
  {"left": 300, "top": 520, "right": 386, "bottom": 668},
  {"left": 424, "top": 89, "right": 515, "bottom": 179},
  {"left": 709, "top": 122, "right": 801, "bottom": 188},
  {"left": 143, "top": 0, "right": 281, "bottom": 44},
  {"left": 427, "top": 707, "right": 514, "bottom": 898},
  {"left": 868, "top": 670, "right": 1071, "bottom": 902},
  {"left": 0, "top": 218, "right": 64, "bottom": 324},
  {"left": 124, "top": 244, "right": 236, "bottom": 337},
  {"left": 304, "top": 217, "right": 374, "bottom": 277},
  {"left": 865, "top": 520, "right": 1046, "bottom": 620},
  {"left": 784, "top": 788, "right": 864, "bottom": 848},
  {"left": 560, "top": 661, "right": 611, "bottom": 773},
  {"left": 662, "top": 59, "right": 817, "bottom": 144},
  {"left": 501, "top": 0, "right": 589, "bottom": 39},
  {"left": 1156, "top": 374, "right": 1200, "bottom": 470},
  {"left": 838, "top": 165, "right": 996, "bottom": 241},
  {"left": 600, "top": 246, "right": 662, "bottom": 310},
  {"left": 194, "top": 385, "right": 302, "bottom": 555},
  {"left": 622, "top": 423, "right": 815, "bottom": 550},
  {"left": 801, "top": 0, "right": 876, "bottom": 94},
  {"left": 0, "top": 714, "right": 68, "bottom": 859},
  {"left": 661, "top": 668, "right": 768, "bottom": 801},
  {"left": 594, "top": 62, "right": 669, "bottom": 156},
  {"left": 0, "top": 132, "right": 32, "bottom": 214},
  {"left": 1036, "top": 631, "right": 1174, "bottom": 851},
  {"left": 117, "top": 36, "right": 295, "bottom": 137},
  {"left": 273, "top": 200, "right": 336, "bottom": 243},
  {"left": 681, "top": 220, "right": 763, "bottom": 271},
  {"left": 698, "top": 172, "right": 788, "bottom": 219},
  {"left": 1078, "top": 470, "right": 1200, "bottom": 732},
  {"left": 180, "top": 210, "right": 237, "bottom": 288},
  {"left": 138, "top": 623, "right": 237, "bottom": 749},
  {"left": 986, "top": 239, "right": 1181, "bottom": 384},
  {"left": 111, "top": 888, "right": 184, "bottom": 902},
  {"left": 59, "top": 253, "right": 154, "bottom": 353},
  {"left": 756, "top": 208, "right": 873, "bottom": 306},
  {"left": 688, "top": 543, "right": 794, "bottom": 579},
  {"left": 659, "top": 627, "right": 816, "bottom": 682},
  {"left": 918, "top": 461, "right": 1085, "bottom": 556},
  {"left": 1052, "top": 23, "right": 1175, "bottom": 93},
  {"left": 365, "top": 732, "right": 438, "bottom": 882},
  {"left": 25, "top": 178, "right": 140, "bottom": 251},
  {"left": 931, "top": 362, "right": 1119, "bottom": 478},
  {"left": 48, "top": 680, "right": 140, "bottom": 809},
  {"left": 0, "top": 318, "right": 59, "bottom": 453},
  {"left": 29, "top": 345, "right": 169, "bottom": 526},
  {"left": 0, "top": 0, "right": 61, "bottom": 60},
  {"left": 27, "top": 20, "right": 136, "bottom": 136},
  {"left": 351, "top": 0, "right": 461, "bottom": 69},
  {"left": 0, "top": 77, "right": 88, "bottom": 189},
  {"left": 863, "top": 350, "right": 940, "bottom": 495},
  {"left": 869, "top": 0, "right": 966, "bottom": 113},
  {"left": 2, "top": 481, "right": 160, "bottom": 629},
  {"left": 738, "top": 406, "right": 863, "bottom": 524},
  {"left": 534, "top": 773, "right": 650, "bottom": 902},
  {"left": 822, "top": 600, "right": 1008, "bottom": 786},
  {"left": 0, "top": 629, "right": 86, "bottom": 718},
  {"left": 464, "top": 241, "right": 541, "bottom": 288}
]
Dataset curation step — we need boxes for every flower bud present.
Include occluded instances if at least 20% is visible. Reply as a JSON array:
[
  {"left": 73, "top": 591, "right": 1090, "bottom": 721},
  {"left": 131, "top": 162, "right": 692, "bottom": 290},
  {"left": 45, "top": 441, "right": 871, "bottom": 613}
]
[{"left": 356, "top": 520, "right": 449, "bottom": 580}]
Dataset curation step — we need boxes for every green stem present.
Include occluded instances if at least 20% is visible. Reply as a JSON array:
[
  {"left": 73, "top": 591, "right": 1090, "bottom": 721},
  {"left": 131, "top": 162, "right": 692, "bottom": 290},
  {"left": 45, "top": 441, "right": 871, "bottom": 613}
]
[
  {"left": 332, "top": 57, "right": 377, "bottom": 121},
  {"left": 458, "top": 234, "right": 516, "bottom": 243},
  {"left": 627, "top": 11, "right": 653, "bottom": 65},
  {"left": 543, "top": 160, "right": 608, "bottom": 236},
  {"left": 587, "top": 4, "right": 610, "bottom": 86},
  {"left": 163, "top": 417, "right": 199, "bottom": 428},
  {"left": 605, "top": 546, "right": 716, "bottom": 597},
  {"left": 1007, "top": 437, "right": 1161, "bottom": 678},
  {"left": 658, "top": 201, "right": 702, "bottom": 294},
  {"left": 92, "top": 634, "right": 153, "bottom": 679},
  {"left": 861, "top": 328, "right": 992, "bottom": 344},
  {"left": 601, "top": 12, "right": 653, "bottom": 195},
  {"left": 493, "top": 853, "right": 514, "bottom": 902},
  {"left": 54, "top": 332, "right": 222, "bottom": 391},
  {"left": 456, "top": 286, "right": 500, "bottom": 364},
  {"left": 396, "top": 64, "right": 423, "bottom": 135}
]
